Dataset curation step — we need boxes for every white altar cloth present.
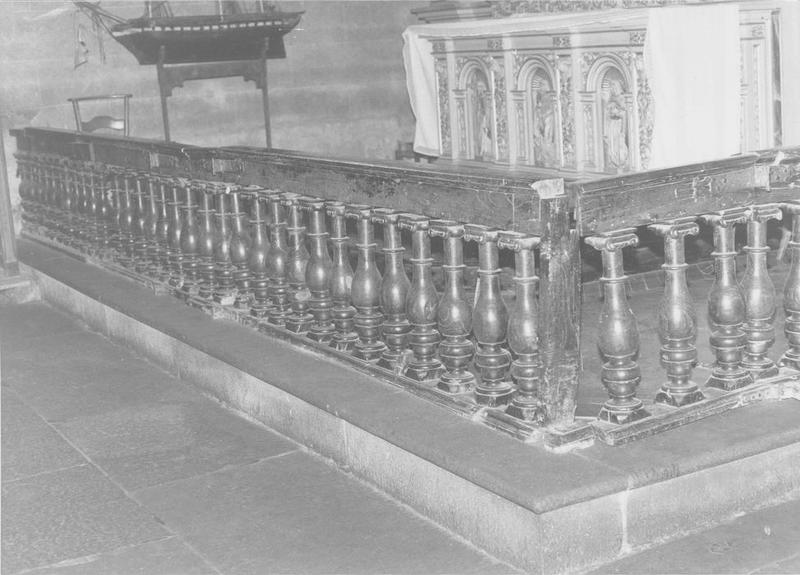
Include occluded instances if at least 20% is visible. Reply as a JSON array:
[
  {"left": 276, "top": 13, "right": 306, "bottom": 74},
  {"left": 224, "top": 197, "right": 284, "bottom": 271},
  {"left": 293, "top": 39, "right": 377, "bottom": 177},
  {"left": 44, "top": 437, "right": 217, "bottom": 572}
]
[
  {"left": 403, "top": 5, "right": 742, "bottom": 168},
  {"left": 644, "top": 4, "right": 740, "bottom": 169}
]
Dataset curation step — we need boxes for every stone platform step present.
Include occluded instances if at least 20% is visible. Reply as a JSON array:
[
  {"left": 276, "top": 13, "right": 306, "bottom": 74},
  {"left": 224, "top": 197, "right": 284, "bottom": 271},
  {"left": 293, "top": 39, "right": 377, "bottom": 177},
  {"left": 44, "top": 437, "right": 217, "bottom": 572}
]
[{"left": 16, "top": 238, "right": 800, "bottom": 575}]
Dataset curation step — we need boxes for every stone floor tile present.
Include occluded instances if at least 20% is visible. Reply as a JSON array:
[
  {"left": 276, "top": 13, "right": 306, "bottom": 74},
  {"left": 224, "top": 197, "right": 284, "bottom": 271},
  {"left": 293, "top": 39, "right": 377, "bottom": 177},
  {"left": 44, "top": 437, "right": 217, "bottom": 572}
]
[
  {"left": 1, "top": 390, "right": 86, "bottom": 482},
  {"left": 752, "top": 551, "right": 800, "bottom": 574},
  {"left": 592, "top": 499, "right": 800, "bottom": 575},
  {"left": 7, "top": 364, "right": 195, "bottom": 424},
  {"left": 0, "top": 302, "right": 85, "bottom": 350},
  {"left": 1, "top": 329, "right": 148, "bottom": 389},
  {"left": 26, "top": 536, "right": 216, "bottom": 575},
  {"left": 135, "top": 452, "right": 517, "bottom": 575},
  {"left": 55, "top": 397, "right": 297, "bottom": 491},
  {"left": 1, "top": 465, "right": 167, "bottom": 574}
]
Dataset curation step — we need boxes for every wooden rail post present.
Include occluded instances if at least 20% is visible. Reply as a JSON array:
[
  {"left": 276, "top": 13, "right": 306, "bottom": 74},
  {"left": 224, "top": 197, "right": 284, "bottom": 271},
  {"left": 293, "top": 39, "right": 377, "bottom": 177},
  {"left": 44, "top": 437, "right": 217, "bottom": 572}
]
[
  {"left": 0, "top": 115, "right": 20, "bottom": 276},
  {"left": 534, "top": 179, "right": 581, "bottom": 429}
]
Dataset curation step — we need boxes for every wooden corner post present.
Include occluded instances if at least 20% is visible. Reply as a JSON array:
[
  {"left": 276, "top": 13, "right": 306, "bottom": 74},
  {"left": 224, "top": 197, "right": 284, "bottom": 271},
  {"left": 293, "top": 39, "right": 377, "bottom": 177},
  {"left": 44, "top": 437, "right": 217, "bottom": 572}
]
[{"left": 533, "top": 179, "right": 581, "bottom": 428}]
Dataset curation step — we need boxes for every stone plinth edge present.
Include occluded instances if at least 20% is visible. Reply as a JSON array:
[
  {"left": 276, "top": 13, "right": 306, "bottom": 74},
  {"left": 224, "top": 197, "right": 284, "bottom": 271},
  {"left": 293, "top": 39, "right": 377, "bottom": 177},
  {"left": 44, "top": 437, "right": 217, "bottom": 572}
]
[{"left": 19, "top": 239, "right": 800, "bottom": 575}]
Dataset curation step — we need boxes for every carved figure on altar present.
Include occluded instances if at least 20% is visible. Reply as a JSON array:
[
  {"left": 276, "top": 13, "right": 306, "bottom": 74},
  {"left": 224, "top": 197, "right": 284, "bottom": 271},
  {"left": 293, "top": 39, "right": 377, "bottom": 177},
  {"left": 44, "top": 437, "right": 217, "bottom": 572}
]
[
  {"left": 530, "top": 70, "right": 557, "bottom": 167},
  {"left": 601, "top": 70, "right": 630, "bottom": 173},
  {"left": 467, "top": 68, "right": 493, "bottom": 160}
]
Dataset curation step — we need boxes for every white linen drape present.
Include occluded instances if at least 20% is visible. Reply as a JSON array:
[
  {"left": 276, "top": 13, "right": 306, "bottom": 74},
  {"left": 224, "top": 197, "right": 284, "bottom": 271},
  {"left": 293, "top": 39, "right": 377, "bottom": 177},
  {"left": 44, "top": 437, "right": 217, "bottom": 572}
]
[{"left": 644, "top": 4, "right": 741, "bottom": 168}]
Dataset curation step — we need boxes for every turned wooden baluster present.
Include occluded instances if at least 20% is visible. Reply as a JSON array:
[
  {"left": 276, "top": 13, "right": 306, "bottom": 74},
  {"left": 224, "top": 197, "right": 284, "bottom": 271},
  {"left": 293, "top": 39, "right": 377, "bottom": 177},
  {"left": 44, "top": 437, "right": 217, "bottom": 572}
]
[
  {"left": 86, "top": 169, "right": 102, "bottom": 253},
  {"left": 213, "top": 189, "right": 237, "bottom": 305},
  {"left": 299, "top": 197, "right": 335, "bottom": 343},
  {"left": 429, "top": 220, "right": 474, "bottom": 393},
  {"left": 398, "top": 214, "right": 443, "bottom": 382},
  {"left": 96, "top": 168, "right": 113, "bottom": 256},
  {"left": 38, "top": 160, "right": 51, "bottom": 231},
  {"left": 266, "top": 191, "right": 291, "bottom": 326},
  {"left": 31, "top": 159, "right": 46, "bottom": 231},
  {"left": 229, "top": 188, "right": 253, "bottom": 308},
  {"left": 63, "top": 166, "right": 79, "bottom": 246},
  {"left": 107, "top": 171, "right": 123, "bottom": 256},
  {"left": 741, "top": 204, "right": 782, "bottom": 378},
  {"left": 81, "top": 168, "right": 94, "bottom": 248},
  {"left": 118, "top": 172, "right": 136, "bottom": 267},
  {"left": 373, "top": 208, "right": 411, "bottom": 370},
  {"left": 465, "top": 225, "right": 513, "bottom": 406},
  {"left": 67, "top": 165, "right": 81, "bottom": 244},
  {"left": 72, "top": 167, "right": 85, "bottom": 239},
  {"left": 107, "top": 169, "right": 122, "bottom": 257},
  {"left": 71, "top": 166, "right": 85, "bottom": 246},
  {"left": 49, "top": 162, "right": 63, "bottom": 236},
  {"left": 82, "top": 168, "right": 95, "bottom": 248},
  {"left": 32, "top": 160, "right": 47, "bottom": 230},
  {"left": 33, "top": 160, "right": 46, "bottom": 230},
  {"left": 86, "top": 168, "right": 100, "bottom": 248},
  {"left": 25, "top": 159, "right": 39, "bottom": 230},
  {"left": 52, "top": 161, "right": 67, "bottom": 238},
  {"left": 24, "top": 159, "right": 40, "bottom": 231},
  {"left": 142, "top": 175, "right": 161, "bottom": 277},
  {"left": 180, "top": 182, "right": 200, "bottom": 298},
  {"left": 85, "top": 168, "right": 100, "bottom": 251},
  {"left": 347, "top": 205, "right": 385, "bottom": 360},
  {"left": 47, "top": 161, "right": 61, "bottom": 232},
  {"left": 196, "top": 184, "right": 217, "bottom": 299},
  {"left": 132, "top": 174, "right": 150, "bottom": 273},
  {"left": 649, "top": 218, "right": 704, "bottom": 407},
  {"left": 701, "top": 209, "right": 753, "bottom": 391},
  {"left": 38, "top": 160, "right": 53, "bottom": 231},
  {"left": 31, "top": 160, "right": 46, "bottom": 231},
  {"left": 26, "top": 159, "right": 39, "bottom": 227},
  {"left": 780, "top": 201, "right": 800, "bottom": 371},
  {"left": 38, "top": 161, "right": 53, "bottom": 234},
  {"left": 165, "top": 181, "right": 185, "bottom": 289},
  {"left": 585, "top": 230, "right": 648, "bottom": 424},
  {"left": 326, "top": 201, "right": 358, "bottom": 351},
  {"left": 283, "top": 193, "right": 313, "bottom": 333},
  {"left": 154, "top": 178, "right": 172, "bottom": 282},
  {"left": 73, "top": 167, "right": 87, "bottom": 246},
  {"left": 248, "top": 191, "right": 271, "bottom": 319},
  {"left": 499, "top": 231, "right": 545, "bottom": 422}
]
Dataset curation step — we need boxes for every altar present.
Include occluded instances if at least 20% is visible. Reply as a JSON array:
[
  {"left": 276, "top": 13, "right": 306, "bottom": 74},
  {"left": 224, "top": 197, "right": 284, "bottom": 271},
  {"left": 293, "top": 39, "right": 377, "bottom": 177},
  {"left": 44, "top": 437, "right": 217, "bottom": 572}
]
[{"left": 403, "top": 1, "right": 800, "bottom": 173}]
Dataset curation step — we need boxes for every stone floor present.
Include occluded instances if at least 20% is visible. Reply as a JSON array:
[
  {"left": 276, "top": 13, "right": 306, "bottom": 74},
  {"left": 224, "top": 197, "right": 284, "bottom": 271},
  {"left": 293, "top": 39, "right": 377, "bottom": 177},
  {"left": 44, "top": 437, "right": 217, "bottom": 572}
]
[
  {"left": 1, "top": 302, "right": 517, "bottom": 575},
  {"left": 3, "top": 289, "right": 799, "bottom": 574}
]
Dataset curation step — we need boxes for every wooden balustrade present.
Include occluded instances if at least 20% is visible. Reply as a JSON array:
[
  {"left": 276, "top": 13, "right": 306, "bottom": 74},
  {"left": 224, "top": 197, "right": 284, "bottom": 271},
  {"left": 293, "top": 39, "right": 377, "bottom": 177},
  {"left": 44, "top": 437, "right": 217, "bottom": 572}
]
[{"left": 11, "top": 127, "right": 800, "bottom": 449}]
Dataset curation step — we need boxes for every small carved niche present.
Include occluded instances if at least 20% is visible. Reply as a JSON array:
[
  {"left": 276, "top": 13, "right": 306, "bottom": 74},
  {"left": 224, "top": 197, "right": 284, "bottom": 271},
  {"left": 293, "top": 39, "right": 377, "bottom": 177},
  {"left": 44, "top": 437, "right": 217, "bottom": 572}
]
[{"left": 599, "top": 67, "right": 631, "bottom": 173}]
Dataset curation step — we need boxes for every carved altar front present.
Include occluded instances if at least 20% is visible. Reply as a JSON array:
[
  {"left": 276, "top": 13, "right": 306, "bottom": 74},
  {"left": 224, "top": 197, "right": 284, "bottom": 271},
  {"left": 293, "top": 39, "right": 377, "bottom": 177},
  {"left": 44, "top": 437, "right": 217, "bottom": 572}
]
[{"left": 411, "top": 2, "right": 791, "bottom": 174}]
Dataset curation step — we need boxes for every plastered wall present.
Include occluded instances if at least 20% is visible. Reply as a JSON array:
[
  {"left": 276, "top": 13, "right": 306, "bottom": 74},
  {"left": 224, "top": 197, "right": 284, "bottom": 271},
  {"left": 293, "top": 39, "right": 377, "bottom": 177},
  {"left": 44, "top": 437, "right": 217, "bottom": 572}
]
[{"left": 1, "top": 0, "right": 424, "bottom": 233}]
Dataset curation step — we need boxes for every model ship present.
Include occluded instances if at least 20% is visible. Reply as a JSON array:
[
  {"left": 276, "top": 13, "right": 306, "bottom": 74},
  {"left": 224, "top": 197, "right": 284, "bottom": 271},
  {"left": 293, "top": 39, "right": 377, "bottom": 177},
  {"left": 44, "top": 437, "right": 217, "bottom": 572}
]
[{"left": 74, "top": 1, "right": 303, "bottom": 65}]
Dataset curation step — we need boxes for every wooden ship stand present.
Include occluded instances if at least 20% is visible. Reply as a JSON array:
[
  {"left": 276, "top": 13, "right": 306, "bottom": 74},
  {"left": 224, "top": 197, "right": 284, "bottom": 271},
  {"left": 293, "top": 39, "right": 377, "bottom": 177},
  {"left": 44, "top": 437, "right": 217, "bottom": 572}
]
[{"left": 74, "top": 1, "right": 304, "bottom": 145}]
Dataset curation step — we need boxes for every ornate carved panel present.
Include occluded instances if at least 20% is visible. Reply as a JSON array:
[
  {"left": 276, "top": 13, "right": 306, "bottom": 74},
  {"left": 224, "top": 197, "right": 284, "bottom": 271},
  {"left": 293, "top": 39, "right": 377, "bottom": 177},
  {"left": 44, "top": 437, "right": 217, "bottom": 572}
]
[
  {"left": 583, "top": 102, "right": 596, "bottom": 168},
  {"left": 418, "top": 6, "right": 783, "bottom": 171},
  {"left": 634, "top": 57, "right": 653, "bottom": 169},
  {"left": 557, "top": 55, "right": 576, "bottom": 168},
  {"left": 488, "top": 55, "right": 508, "bottom": 161},
  {"left": 435, "top": 57, "right": 452, "bottom": 155},
  {"left": 456, "top": 95, "right": 467, "bottom": 156}
]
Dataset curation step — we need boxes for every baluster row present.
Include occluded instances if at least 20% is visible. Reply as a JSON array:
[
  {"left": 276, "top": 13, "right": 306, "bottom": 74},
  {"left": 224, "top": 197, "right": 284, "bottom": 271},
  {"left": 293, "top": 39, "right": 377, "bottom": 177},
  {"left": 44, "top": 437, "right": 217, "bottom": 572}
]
[
  {"left": 14, "top": 153, "right": 800, "bottom": 428},
  {"left": 587, "top": 205, "right": 799, "bottom": 424}
]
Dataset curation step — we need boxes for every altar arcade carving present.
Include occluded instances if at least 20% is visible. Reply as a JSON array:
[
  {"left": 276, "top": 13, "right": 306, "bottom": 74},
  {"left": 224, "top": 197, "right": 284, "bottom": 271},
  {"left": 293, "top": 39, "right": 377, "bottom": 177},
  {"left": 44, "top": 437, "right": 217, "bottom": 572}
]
[
  {"left": 434, "top": 26, "right": 651, "bottom": 172},
  {"left": 424, "top": 4, "right": 781, "bottom": 174}
]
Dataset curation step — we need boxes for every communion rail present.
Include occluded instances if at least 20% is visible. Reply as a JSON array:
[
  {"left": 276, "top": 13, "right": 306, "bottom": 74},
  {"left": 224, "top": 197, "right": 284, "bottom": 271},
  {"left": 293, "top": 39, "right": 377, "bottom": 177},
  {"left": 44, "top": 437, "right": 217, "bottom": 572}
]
[{"left": 10, "top": 127, "right": 800, "bottom": 449}]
